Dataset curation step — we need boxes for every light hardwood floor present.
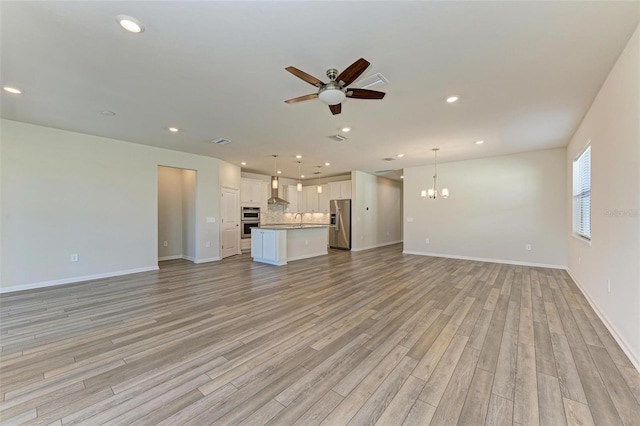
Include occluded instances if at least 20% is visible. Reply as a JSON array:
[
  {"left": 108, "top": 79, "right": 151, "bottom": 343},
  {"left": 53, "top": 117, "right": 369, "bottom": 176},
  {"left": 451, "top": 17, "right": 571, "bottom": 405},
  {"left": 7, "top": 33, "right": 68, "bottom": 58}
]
[{"left": 1, "top": 245, "right": 639, "bottom": 425}]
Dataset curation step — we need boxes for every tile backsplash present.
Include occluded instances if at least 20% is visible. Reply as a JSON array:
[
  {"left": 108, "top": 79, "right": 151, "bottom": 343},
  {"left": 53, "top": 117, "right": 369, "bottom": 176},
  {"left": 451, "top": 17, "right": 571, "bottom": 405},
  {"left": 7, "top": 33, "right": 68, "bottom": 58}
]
[{"left": 261, "top": 208, "right": 329, "bottom": 225}]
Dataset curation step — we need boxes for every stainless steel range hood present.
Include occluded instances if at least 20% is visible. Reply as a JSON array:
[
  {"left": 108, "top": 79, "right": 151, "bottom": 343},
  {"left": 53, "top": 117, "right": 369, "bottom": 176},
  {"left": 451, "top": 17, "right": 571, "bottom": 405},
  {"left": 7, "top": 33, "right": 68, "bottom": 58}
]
[{"left": 267, "top": 177, "right": 289, "bottom": 206}]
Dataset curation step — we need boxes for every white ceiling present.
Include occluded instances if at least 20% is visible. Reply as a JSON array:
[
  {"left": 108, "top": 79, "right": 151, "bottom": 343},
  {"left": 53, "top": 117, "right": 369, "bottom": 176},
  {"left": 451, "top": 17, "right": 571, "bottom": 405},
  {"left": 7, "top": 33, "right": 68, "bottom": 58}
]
[{"left": 1, "top": 1, "right": 638, "bottom": 180}]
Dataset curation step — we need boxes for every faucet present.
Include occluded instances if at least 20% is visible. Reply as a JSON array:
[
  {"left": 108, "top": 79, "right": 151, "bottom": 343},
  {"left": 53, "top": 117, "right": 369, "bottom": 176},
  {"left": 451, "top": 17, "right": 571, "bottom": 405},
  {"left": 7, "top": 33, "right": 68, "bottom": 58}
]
[{"left": 294, "top": 212, "right": 303, "bottom": 226}]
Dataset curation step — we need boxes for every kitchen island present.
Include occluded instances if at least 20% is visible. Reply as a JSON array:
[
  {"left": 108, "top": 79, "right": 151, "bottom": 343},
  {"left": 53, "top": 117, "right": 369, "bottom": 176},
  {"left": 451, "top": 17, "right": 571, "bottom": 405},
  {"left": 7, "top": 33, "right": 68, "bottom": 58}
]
[{"left": 251, "top": 224, "right": 329, "bottom": 266}]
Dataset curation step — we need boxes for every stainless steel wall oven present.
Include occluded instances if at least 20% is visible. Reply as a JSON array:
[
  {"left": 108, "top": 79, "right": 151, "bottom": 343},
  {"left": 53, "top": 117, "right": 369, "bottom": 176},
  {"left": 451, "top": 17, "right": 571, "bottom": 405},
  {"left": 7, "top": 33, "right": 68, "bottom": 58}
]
[{"left": 241, "top": 207, "right": 260, "bottom": 239}]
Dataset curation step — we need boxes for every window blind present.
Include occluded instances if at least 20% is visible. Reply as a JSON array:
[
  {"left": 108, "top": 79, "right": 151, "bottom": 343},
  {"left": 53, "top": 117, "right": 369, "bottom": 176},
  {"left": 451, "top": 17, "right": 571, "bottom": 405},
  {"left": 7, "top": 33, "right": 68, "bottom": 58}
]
[{"left": 573, "top": 145, "right": 591, "bottom": 240}]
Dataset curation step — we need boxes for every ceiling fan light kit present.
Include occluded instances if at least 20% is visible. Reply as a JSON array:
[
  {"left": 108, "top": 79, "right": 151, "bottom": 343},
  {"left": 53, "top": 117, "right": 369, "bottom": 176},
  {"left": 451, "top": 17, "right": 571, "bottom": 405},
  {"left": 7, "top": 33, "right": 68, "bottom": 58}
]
[
  {"left": 318, "top": 87, "right": 346, "bottom": 105},
  {"left": 285, "top": 58, "right": 385, "bottom": 115}
]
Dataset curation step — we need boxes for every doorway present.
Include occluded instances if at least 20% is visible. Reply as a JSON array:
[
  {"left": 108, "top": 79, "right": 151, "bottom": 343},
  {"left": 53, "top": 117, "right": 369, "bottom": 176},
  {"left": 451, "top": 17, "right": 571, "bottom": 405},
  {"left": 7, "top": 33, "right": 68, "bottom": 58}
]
[{"left": 158, "top": 166, "right": 197, "bottom": 262}]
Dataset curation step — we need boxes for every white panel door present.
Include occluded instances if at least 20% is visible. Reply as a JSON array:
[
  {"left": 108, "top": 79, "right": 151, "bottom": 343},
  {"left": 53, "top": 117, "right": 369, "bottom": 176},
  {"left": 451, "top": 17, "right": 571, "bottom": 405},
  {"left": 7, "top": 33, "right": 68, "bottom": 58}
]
[{"left": 221, "top": 187, "right": 240, "bottom": 258}]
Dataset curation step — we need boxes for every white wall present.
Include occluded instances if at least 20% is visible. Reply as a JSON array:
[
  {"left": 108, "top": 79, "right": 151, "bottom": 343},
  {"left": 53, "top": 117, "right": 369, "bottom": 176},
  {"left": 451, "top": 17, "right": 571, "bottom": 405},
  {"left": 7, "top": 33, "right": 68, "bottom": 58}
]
[
  {"left": 352, "top": 171, "right": 403, "bottom": 251},
  {"left": 566, "top": 27, "right": 640, "bottom": 367},
  {"left": 220, "top": 161, "right": 241, "bottom": 190},
  {"left": 1, "top": 120, "right": 240, "bottom": 291},
  {"left": 403, "top": 148, "right": 567, "bottom": 267}
]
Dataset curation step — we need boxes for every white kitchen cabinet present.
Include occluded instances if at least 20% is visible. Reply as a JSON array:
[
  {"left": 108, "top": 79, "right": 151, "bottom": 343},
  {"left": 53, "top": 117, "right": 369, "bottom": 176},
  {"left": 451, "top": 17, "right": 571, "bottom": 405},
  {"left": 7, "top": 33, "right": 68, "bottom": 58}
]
[
  {"left": 251, "top": 228, "right": 286, "bottom": 265},
  {"left": 318, "top": 184, "right": 330, "bottom": 212},
  {"left": 240, "top": 178, "right": 263, "bottom": 204},
  {"left": 303, "top": 186, "right": 319, "bottom": 213},
  {"left": 286, "top": 185, "right": 303, "bottom": 213},
  {"left": 329, "top": 180, "right": 352, "bottom": 200}
]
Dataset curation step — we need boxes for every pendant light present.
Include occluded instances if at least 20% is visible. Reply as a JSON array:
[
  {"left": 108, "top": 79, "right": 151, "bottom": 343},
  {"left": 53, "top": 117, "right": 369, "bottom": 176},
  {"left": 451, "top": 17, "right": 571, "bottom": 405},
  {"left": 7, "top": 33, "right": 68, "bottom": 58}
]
[
  {"left": 421, "top": 148, "right": 449, "bottom": 199},
  {"left": 271, "top": 155, "right": 279, "bottom": 190},
  {"left": 297, "top": 161, "right": 303, "bottom": 192},
  {"left": 316, "top": 166, "right": 322, "bottom": 193}
]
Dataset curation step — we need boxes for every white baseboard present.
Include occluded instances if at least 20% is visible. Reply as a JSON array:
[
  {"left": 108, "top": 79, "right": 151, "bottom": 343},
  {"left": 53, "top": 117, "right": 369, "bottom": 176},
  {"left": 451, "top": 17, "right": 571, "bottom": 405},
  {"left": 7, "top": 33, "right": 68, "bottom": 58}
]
[
  {"left": 0, "top": 266, "right": 160, "bottom": 294},
  {"left": 194, "top": 257, "right": 221, "bottom": 264},
  {"left": 402, "top": 250, "right": 566, "bottom": 269},
  {"left": 352, "top": 240, "right": 402, "bottom": 252},
  {"left": 157, "top": 255, "right": 219, "bottom": 264},
  {"left": 158, "top": 255, "right": 183, "bottom": 261},
  {"left": 566, "top": 268, "right": 640, "bottom": 372}
]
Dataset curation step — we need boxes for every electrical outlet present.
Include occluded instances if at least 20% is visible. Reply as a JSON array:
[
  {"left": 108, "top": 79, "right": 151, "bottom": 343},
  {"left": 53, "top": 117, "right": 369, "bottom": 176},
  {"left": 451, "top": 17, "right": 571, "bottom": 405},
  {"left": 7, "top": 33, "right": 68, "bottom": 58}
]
[
  {"left": 425, "top": 238, "right": 430, "bottom": 244},
  {"left": 578, "top": 256, "right": 581, "bottom": 265},
  {"left": 525, "top": 244, "right": 532, "bottom": 251},
  {"left": 305, "top": 239, "right": 309, "bottom": 245},
  {"left": 163, "top": 241, "right": 168, "bottom": 247},
  {"left": 70, "top": 254, "right": 78, "bottom": 262},
  {"left": 205, "top": 241, "right": 210, "bottom": 247},
  {"left": 607, "top": 279, "right": 611, "bottom": 293}
]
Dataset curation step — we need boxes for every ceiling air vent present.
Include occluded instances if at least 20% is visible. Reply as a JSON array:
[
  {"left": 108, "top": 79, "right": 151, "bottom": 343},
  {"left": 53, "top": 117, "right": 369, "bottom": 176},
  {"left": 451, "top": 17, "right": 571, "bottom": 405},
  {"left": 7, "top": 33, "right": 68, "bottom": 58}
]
[
  {"left": 212, "top": 138, "right": 231, "bottom": 145},
  {"left": 375, "top": 169, "right": 395, "bottom": 174},
  {"left": 356, "top": 73, "right": 389, "bottom": 90},
  {"left": 328, "top": 134, "right": 348, "bottom": 142},
  {"left": 382, "top": 157, "right": 396, "bottom": 161}
]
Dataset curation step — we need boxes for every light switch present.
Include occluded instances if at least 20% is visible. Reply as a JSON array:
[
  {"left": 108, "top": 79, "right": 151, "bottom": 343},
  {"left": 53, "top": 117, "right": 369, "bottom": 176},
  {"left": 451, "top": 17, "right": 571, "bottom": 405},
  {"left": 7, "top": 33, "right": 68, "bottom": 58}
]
[
  {"left": 206, "top": 217, "right": 216, "bottom": 223},
  {"left": 407, "top": 217, "right": 414, "bottom": 222}
]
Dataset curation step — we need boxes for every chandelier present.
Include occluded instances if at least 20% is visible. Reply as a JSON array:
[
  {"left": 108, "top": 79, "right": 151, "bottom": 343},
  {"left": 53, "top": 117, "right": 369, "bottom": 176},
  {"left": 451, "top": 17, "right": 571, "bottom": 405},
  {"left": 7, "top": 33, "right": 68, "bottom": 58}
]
[{"left": 421, "top": 148, "right": 449, "bottom": 199}]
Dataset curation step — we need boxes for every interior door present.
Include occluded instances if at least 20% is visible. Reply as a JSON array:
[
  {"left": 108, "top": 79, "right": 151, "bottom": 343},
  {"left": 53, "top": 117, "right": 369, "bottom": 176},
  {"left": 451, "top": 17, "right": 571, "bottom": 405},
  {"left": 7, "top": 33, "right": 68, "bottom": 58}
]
[{"left": 221, "top": 186, "right": 240, "bottom": 258}]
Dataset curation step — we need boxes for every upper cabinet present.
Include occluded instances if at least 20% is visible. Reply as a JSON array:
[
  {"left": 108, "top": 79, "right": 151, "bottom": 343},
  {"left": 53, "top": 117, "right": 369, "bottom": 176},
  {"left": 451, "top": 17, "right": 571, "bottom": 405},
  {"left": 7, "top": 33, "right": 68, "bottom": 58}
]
[
  {"left": 240, "top": 178, "right": 265, "bottom": 205},
  {"left": 329, "top": 180, "right": 352, "bottom": 200},
  {"left": 318, "top": 184, "right": 330, "bottom": 213},
  {"left": 300, "top": 184, "right": 330, "bottom": 213},
  {"left": 286, "top": 185, "right": 303, "bottom": 213},
  {"left": 302, "top": 186, "right": 319, "bottom": 213}
]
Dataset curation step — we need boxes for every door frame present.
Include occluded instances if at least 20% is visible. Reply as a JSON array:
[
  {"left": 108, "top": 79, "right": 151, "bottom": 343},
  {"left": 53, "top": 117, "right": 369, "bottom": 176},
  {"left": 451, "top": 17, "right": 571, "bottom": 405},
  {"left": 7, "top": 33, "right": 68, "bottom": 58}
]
[{"left": 220, "top": 186, "right": 241, "bottom": 258}]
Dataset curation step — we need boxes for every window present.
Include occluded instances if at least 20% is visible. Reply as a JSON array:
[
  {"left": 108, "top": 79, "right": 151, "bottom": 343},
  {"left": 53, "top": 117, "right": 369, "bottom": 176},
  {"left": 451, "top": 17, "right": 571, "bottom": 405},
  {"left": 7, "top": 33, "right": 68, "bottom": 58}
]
[{"left": 573, "top": 144, "right": 591, "bottom": 240}]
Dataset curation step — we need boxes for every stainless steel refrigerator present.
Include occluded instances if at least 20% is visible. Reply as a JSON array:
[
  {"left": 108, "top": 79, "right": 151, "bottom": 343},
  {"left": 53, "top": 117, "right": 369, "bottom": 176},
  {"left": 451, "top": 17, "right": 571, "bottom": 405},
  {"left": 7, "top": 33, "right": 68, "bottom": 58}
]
[{"left": 329, "top": 199, "right": 351, "bottom": 250}]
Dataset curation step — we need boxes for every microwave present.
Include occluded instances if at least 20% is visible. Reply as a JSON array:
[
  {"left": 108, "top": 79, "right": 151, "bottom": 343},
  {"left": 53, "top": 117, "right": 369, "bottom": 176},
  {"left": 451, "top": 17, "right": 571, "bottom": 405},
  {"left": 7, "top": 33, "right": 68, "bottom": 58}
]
[
  {"left": 242, "top": 207, "right": 261, "bottom": 221},
  {"left": 242, "top": 207, "right": 260, "bottom": 222}
]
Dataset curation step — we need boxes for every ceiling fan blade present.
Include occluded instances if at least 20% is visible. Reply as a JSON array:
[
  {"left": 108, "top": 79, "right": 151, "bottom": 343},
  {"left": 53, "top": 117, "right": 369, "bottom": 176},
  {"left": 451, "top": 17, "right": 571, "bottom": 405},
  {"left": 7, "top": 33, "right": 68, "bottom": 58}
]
[
  {"left": 346, "top": 88, "right": 386, "bottom": 100},
  {"left": 284, "top": 93, "right": 318, "bottom": 104},
  {"left": 336, "top": 58, "right": 370, "bottom": 87},
  {"left": 285, "top": 66, "right": 324, "bottom": 87},
  {"left": 329, "top": 104, "right": 342, "bottom": 115}
]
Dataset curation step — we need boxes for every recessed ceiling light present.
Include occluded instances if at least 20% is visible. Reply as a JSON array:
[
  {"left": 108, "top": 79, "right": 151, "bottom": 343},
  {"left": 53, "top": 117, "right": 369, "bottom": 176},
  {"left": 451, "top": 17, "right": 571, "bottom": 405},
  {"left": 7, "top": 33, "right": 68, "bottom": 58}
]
[
  {"left": 446, "top": 96, "right": 459, "bottom": 103},
  {"left": 396, "top": 154, "right": 404, "bottom": 158},
  {"left": 341, "top": 127, "right": 351, "bottom": 132},
  {"left": 168, "top": 127, "right": 179, "bottom": 132},
  {"left": 301, "top": 175, "right": 305, "bottom": 178},
  {"left": 116, "top": 15, "right": 145, "bottom": 33},
  {"left": 241, "top": 162, "right": 247, "bottom": 166},
  {"left": 296, "top": 155, "right": 302, "bottom": 159},
  {"left": 475, "top": 140, "right": 485, "bottom": 145},
  {"left": 324, "top": 162, "right": 330, "bottom": 166},
  {"left": 400, "top": 175, "right": 404, "bottom": 179},
  {"left": 3, "top": 86, "right": 22, "bottom": 94},
  {"left": 277, "top": 170, "right": 282, "bottom": 174},
  {"left": 101, "top": 110, "right": 116, "bottom": 116}
]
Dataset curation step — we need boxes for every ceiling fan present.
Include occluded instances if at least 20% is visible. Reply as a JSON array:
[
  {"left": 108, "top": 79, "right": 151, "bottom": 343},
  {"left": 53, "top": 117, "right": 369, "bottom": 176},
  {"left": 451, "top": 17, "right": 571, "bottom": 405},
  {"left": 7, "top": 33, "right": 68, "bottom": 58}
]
[{"left": 284, "top": 58, "right": 386, "bottom": 115}]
